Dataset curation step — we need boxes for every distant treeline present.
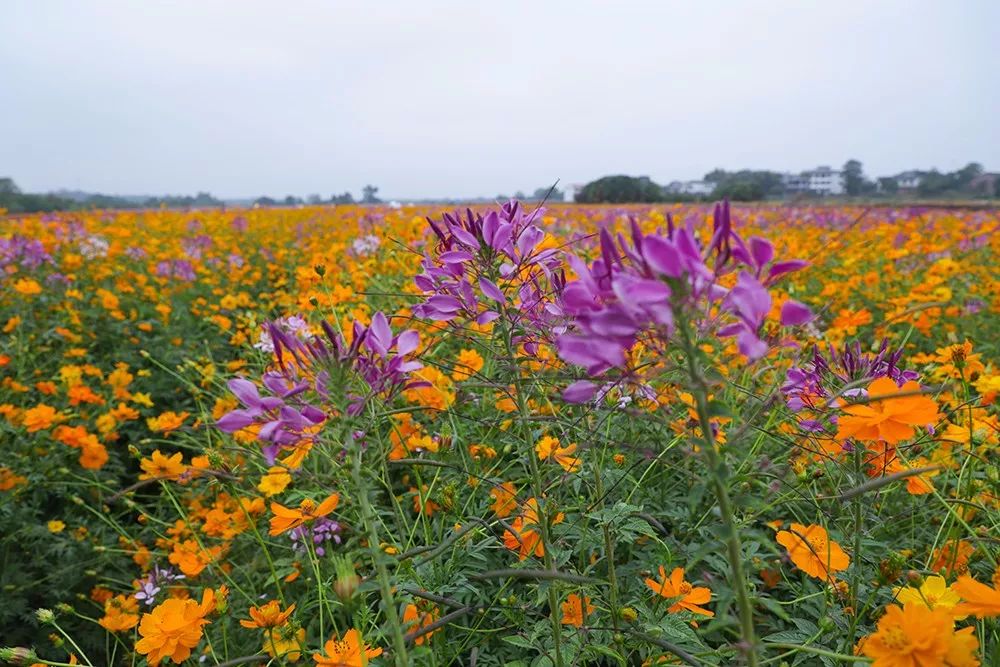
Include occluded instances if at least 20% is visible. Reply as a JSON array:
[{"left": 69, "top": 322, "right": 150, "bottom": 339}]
[
  {"left": 0, "top": 178, "right": 226, "bottom": 213},
  {"left": 575, "top": 161, "right": 997, "bottom": 203}
]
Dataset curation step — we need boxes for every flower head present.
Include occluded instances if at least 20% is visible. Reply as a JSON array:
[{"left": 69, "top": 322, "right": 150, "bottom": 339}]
[
  {"left": 858, "top": 601, "right": 979, "bottom": 667},
  {"left": 775, "top": 523, "right": 850, "bottom": 581},
  {"left": 98, "top": 594, "right": 140, "bottom": 632},
  {"left": 836, "top": 377, "right": 939, "bottom": 445},
  {"left": 312, "top": 628, "right": 382, "bottom": 666},
  {"left": 644, "top": 566, "right": 714, "bottom": 617},
  {"left": 561, "top": 594, "right": 595, "bottom": 627},
  {"left": 240, "top": 600, "right": 296, "bottom": 629},
  {"left": 134, "top": 589, "right": 214, "bottom": 665},
  {"left": 893, "top": 575, "right": 964, "bottom": 618},
  {"left": 269, "top": 493, "right": 340, "bottom": 536},
  {"left": 953, "top": 571, "right": 1000, "bottom": 618}
]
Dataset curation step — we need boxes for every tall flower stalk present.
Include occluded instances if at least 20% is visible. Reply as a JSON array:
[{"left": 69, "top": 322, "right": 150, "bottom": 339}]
[{"left": 554, "top": 202, "right": 812, "bottom": 663}]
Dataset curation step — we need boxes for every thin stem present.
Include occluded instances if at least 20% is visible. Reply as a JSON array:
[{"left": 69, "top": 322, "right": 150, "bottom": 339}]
[
  {"left": 352, "top": 442, "right": 409, "bottom": 665},
  {"left": 678, "top": 318, "right": 758, "bottom": 665}
]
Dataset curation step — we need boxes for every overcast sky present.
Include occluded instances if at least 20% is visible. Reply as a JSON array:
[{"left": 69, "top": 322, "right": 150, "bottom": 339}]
[{"left": 2, "top": 1, "right": 997, "bottom": 199}]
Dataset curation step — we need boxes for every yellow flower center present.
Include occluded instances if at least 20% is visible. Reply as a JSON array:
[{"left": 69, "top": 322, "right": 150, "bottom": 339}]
[
  {"left": 331, "top": 639, "right": 351, "bottom": 655},
  {"left": 882, "top": 627, "right": 910, "bottom": 651},
  {"left": 678, "top": 582, "right": 692, "bottom": 595},
  {"left": 807, "top": 536, "right": 827, "bottom": 551}
]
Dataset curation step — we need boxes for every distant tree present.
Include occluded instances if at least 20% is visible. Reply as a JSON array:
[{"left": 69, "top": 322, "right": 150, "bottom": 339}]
[
  {"left": 283, "top": 195, "right": 303, "bottom": 206},
  {"left": 331, "top": 192, "right": 355, "bottom": 204},
  {"left": 955, "top": 162, "right": 983, "bottom": 189},
  {"left": 531, "top": 186, "right": 564, "bottom": 202},
  {"left": 705, "top": 170, "right": 783, "bottom": 200},
  {"left": 917, "top": 170, "right": 953, "bottom": 196},
  {"left": 575, "top": 175, "right": 664, "bottom": 203},
  {"left": 877, "top": 177, "right": 899, "bottom": 195},
  {"left": 843, "top": 160, "right": 865, "bottom": 196},
  {"left": 254, "top": 196, "right": 277, "bottom": 207},
  {"left": 361, "top": 185, "right": 381, "bottom": 204},
  {"left": 0, "top": 177, "right": 21, "bottom": 195},
  {"left": 514, "top": 190, "right": 527, "bottom": 201},
  {"left": 306, "top": 194, "right": 322, "bottom": 205},
  {"left": 714, "top": 180, "right": 764, "bottom": 201}
]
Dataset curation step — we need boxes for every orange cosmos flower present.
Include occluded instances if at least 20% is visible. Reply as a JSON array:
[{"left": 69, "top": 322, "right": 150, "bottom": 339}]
[
  {"left": 858, "top": 601, "right": 979, "bottom": 667},
  {"left": 146, "top": 411, "right": 190, "bottom": 434},
  {"left": 269, "top": 493, "right": 339, "bottom": 536},
  {"left": 135, "top": 589, "right": 214, "bottom": 665},
  {"left": 836, "top": 377, "right": 939, "bottom": 445},
  {"left": 560, "top": 593, "right": 595, "bottom": 626},
  {"left": 502, "top": 498, "right": 563, "bottom": 561},
  {"left": 535, "top": 435, "right": 581, "bottom": 473},
  {"left": 450, "top": 348, "right": 484, "bottom": 381},
  {"left": 831, "top": 308, "right": 871, "bottom": 335},
  {"left": 952, "top": 571, "right": 1000, "bottom": 618},
  {"left": 79, "top": 441, "right": 109, "bottom": 470},
  {"left": 644, "top": 567, "right": 714, "bottom": 617},
  {"left": 12, "top": 277, "right": 43, "bottom": 296},
  {"left": 0, "top": 467, "right": 27, "bottom": 491},
  {"left": 775, "top": 523, "right": 850, "bottom": 581},
  {"left": 98, "top": 594, "right": 140, "bottom": 632},
  {"left": 312, "top": 628, "right": 382, "bottom": 666},
  {"left": 402, "top": 603, "right": 439, "bottom": 645},
  {"left": 22, "top": 404, "right": 65, "bottom": 432},
  {"left": 489, "top": 481, "right": 518, "bottom": 518},
  {"left": 240, "top": 600, "right": 296, "bottom": 629},
  {"left": 930, "top": 540, "right": 974, "bottom": 577},
  {"left": 139, "top": 450, "right": 187, "bottom": 480}
]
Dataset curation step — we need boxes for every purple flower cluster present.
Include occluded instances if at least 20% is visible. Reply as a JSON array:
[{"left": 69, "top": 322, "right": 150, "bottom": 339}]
[
  {"left": 289, "top": 516, "right": 342, "bottom": 556},
  {"left": 216, "top": 374, "right": 326, "bottom": 465},
  {"left": 413, "top": 201, "right": 563, "bottom": 327},
  {"left": 781, "top": 339, "right": 920, "bottom": 431},
  {"left": 181, "top": 234, "right": 213, "bottom": 260},
  {"left": 556, "top": 202, "right": 812, "bottom": 400},
  {"left": 133, "top": 564, "right": 185, "bottom": 606},
  {"left": 155, "top": 258, "right": 197, "bottom": 282},
  {"left": 0, "top": 235, "right": 52, "bottom": 270},
  {"left": 216, "top": 312, "right": 425, "bottom": 463}
]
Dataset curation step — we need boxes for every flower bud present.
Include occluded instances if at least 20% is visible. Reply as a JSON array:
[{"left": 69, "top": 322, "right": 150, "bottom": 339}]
[
  {"left": 35, "top": 609, "right": 55, "bottom": 624},
  {"left": 0, "top": 647, "right": 37, "bottom": 665},
  {"left": 332, "top": 555, "right": 361, "bottom": 602}
]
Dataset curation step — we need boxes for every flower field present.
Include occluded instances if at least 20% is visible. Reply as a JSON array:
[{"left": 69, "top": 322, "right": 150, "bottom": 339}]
[{"left": 1, "top": 201, "right": 998, "bottom": 666}]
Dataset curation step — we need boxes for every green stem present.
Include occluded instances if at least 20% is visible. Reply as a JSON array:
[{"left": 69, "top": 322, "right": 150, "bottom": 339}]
[
  {"left": 678, "top": 319, "right": 758, "bottom": 665},
  {"left": 352, "top": 442, "right": 409, "bottom": 665},
  {"left": 846, "top": 443, "right": 864, "bottom": 650},
  {"left": 498, "top": 307, "right": 566, "bottom": 667}
]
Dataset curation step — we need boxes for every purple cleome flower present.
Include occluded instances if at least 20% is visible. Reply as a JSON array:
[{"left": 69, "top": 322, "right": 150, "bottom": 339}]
[
  {"left": 555, "top": 201, "right": 812, "bottom": 400},
  {"left": 216, "top": 311, "right": 425, "bottom": 463}
]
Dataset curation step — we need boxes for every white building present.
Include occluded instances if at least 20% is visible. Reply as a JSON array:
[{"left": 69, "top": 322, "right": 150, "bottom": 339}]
[
  {"left": 894, "top": 171, "right": 922, "bottom": 190},
  {"left": 665, "top": 180, "right": 716, "bottom": 196},
  {"left": 682, "top": 180, "right": 716, "bottom": 196},
  {"left": 783, "top": 167, "right": 845, "bottom": 196}
]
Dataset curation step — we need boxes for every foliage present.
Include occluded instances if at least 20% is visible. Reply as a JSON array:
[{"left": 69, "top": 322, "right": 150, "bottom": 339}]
[
  {"left": 575, "top": 175, "right": 664, "bottom": 202},
  {"left": 0, "top": 201, "right": 998, "bottom": 667}
]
